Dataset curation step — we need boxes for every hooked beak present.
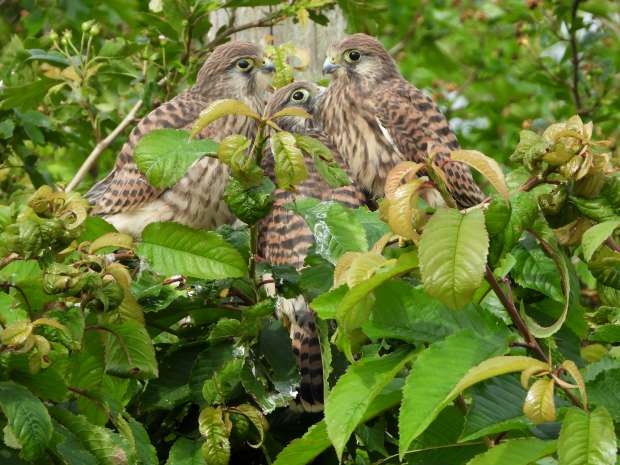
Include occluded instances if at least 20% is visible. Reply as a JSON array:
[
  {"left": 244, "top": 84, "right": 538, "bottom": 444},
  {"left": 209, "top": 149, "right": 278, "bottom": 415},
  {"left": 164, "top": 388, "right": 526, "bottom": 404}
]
[
  {"left": 322, "top": 56, "right": 340, "bottom": 75},
  {"left": 260, "top": 58, "right": 275, "bottom": 73}
]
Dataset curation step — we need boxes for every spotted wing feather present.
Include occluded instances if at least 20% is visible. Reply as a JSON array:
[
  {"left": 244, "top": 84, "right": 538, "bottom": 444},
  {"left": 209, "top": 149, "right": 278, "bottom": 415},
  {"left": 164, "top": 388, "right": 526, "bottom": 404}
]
[{"left": 374, "top": 79, "right": 485, "bottom": 207}]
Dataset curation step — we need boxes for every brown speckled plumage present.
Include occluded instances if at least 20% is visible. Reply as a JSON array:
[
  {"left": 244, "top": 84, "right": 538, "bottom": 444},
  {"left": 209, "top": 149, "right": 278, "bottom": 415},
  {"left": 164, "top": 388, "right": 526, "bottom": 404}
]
[
  {"left": 259, "top": 82, "right": 367, "bottom": 411},
  {"left": 319, "top": 33, "right": 484, "bottom": 208},
  {"left": 87, "top": 42, "right": 273, "bottom": 235}
]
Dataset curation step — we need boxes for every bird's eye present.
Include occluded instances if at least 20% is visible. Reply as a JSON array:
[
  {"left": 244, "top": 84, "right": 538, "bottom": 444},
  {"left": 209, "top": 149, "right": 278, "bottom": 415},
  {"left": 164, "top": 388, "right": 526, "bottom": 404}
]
[
  {"left": 235, "top": 58, "right": 254, "bottom": 71},
  {"left": 291, "top": 89, "right": 310, "bottom": 103},
  {"left": 345, "top": 50, "right": 361, "bottom": 63}
]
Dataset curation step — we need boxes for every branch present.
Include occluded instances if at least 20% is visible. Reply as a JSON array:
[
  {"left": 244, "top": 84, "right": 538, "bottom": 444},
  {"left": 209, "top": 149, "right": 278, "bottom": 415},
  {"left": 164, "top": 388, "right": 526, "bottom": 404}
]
[
  {"left": 65, "top": 98, "right": 143, "bottom": 192},
  {"left": 569, "top": 0, "right": 584, "bottom": 114},
  {"left": 0, "top": 253, "right": 20, "bottom": 270},
  {"left": 484, "top": 266, "right": 548, "bottom": 362}
]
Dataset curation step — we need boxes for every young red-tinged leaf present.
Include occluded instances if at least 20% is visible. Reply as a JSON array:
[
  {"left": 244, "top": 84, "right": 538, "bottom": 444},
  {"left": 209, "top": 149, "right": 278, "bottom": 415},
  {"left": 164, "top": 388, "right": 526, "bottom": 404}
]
[
  {"left": 558, "top": 407, "right": 617, "bottom": 465},
  {"left": 561, "top": 360, "right": 588, "bottom": 408},
  {"left": 523, "top": 378, "right": 556, "bottom": 424},
  {"left": 451, "top": 149, "right": 509, "bottom": 201},
  {"left": 269, "top": 106, "right": 311, "bottom": 121},
  {"left": 385, "top": 179, "right": 426, "bottom": 240}
]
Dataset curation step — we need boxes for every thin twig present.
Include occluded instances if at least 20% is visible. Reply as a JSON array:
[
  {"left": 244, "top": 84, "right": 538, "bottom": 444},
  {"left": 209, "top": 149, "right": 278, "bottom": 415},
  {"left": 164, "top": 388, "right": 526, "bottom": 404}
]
[
  {"left": 484, "top": 266, "right": 548, "bottom": 362},
  {"left": 0, "top": 253, "right": 20, "bottom": 270},
  {"left": 66, "top": 99, "right": 144, "bottom": 192},
  {"left": 569, "top": 0, "right": 583, "bottom": 114},
  {"left": 605, "top": 237, "right": 620, "bottom": 254}
]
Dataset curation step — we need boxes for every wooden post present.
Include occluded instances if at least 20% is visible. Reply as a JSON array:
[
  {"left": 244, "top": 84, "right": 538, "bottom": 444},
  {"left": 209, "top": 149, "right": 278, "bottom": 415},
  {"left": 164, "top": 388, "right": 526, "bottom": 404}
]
[{"left": 208, "top": 6, "right": 347, "bottom": 80}]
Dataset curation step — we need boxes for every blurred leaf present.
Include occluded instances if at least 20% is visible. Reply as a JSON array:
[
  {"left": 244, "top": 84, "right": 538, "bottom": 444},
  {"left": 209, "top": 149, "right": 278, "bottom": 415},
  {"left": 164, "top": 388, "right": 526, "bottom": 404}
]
[
  {"left": 198, "top": 407, "right": 230, "bottom": 465},
  {"left": 165, "top": 437, "right": 206, "bottom": 465}
]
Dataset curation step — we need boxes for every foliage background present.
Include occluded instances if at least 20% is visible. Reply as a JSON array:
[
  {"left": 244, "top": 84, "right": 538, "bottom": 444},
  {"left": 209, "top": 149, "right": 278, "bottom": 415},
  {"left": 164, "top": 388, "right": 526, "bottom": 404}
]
[{"left": 0, "top": 1, "right": 619, "bottom": 465}]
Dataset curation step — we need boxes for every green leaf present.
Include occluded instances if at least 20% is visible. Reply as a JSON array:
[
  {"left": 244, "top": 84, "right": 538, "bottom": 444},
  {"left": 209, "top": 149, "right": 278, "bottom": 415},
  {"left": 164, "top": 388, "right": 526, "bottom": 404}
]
[
  {"left": 165, "top": 438, "right": 206, "bottom": 465},
  {"left": 310, "top": 285, "right": 347, "bottom": 320},
  {"left": 273, "top": 379, "right": 404, "bottom": 465},
  {"left": 134, "top": 129, "right": 218, "bottom": 188},
  {"left": 398, "top": 334, "right": 515, "bottom": 458},
  {"left": 192, "top": 99, "right": 260, "bottom": 137},
  {"left": 138, "top": 222, "right": 246, "bottom": 280},
  {"left": 289, "top": 200, "right": 369, "bottom": 264},
  {"left": 466, "top": 438, "right": 557, "bottom": 465},
  {"left": 523, "top": 378, "right": 556, "bottom": 424},
  {"left": 589, "top": 251, "right": 620, "bottom": 289},
  {"left": 336, "top": 253, "right": 418, "bottom": 354},
  {"left": 461, "top": 375, "right": 531, "bottom": 442},
  {"left": 271, "top": 131, "right": 308, "bottom": 189},
  {"left": 325, "top": 349, "right": 416, "bottom": 461},
  {"left": 0, "top": 78, "right": 56, "bottom": 111},
  {"left": 52, "top": 421, "right": 97, "bottom": 465},
  {"left": 223, "top": 177, "right": 274, "bottom": 225},
  {"left": 198, "top": 407, "right": 230, "bottom": 465},
  {"left": 51, "top": 408, "right": 135, "bottom": 465},
  {"left": 0, "top": 382, "right": 53, "bottom": 461},
  {"left": 419, "top": 208, "right": 489, "bottom": 309},
  {"left": 103, "top": 319, "right": 158, "bottom": 379},
  {"left": 125, "top": 417, "right": 158, "bottom": 465},
  {"left": 294, "top": 134, "right": 350, "bottom": 188},
  {"left": 227, "top": 404, "right": 267, "bottom": 448},
  {"left": 511, "top": 244, "right": 563, "bottom": 302},
  {"left": 510, "top": 129, "right": 551, "bottom": 171},
  {"left": 558, "top": 407, "right": 617, "bottom": 465},
  {"left": 582, "top": 220, "right": 620, "bottom": 262},
  {"left": 78, "top": 217, "right": 117, "bottom": 243}
]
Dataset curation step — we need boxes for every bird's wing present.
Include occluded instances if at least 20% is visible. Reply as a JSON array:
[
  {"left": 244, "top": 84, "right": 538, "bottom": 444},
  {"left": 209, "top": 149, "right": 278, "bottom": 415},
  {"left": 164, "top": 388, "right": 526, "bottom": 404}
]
[
  {"left": 87, "top": 92, "right": 208, "bottom": 216},
  {"left": 374, "top": 79, "right": 484, "bottom": 207}
]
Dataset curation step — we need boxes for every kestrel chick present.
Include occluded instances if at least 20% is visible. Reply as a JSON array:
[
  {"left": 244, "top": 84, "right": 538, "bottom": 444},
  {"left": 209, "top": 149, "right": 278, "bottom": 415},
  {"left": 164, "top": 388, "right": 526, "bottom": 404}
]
[
  {"left": 260, "top": 82, "right": 367, "bottom": 411},
  {"left": 87, "top": 41, "right": 275, "bottom": 236},
  {"left": 319, "top": 33, "right": 484, "bottom": 208}
]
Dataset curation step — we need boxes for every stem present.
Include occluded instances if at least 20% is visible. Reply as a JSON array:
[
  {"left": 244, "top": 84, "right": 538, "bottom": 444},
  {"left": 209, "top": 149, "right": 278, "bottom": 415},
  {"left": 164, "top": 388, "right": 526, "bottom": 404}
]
[
  {"left": 605, "top": 237, "right": 620, "bottom": 254},
  {"left": 66, "top": 99, "right": 143, "bottom": 192},
  {"left": 484, "top": 266, "right": 548, "bottom": 362},
  {"left": 569, "top": 0, "right": 584, "bottom": 114},
  {"left": 249, "top": 224, "right": 258, "bottom": 284},
  {"left": 0, "top": 253, "right": 20, "bottom": 270}
]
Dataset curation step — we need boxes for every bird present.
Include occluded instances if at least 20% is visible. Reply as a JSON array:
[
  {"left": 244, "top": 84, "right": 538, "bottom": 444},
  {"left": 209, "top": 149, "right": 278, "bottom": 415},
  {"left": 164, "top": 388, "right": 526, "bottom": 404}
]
[
  {"left": 259, "top": 81, "right": 367, "bottom": 411},
  {"left": 86, "top": 41, "right": 275, "bottom": 236},
  {"left": 318, "top": 33, "right": 485, "bottom": 208}
]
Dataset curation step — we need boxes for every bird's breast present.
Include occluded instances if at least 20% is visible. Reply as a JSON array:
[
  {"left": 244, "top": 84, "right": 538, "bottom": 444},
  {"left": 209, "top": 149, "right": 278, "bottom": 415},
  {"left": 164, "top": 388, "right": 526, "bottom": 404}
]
[{"left": 322, "top": 90, "right": 402, "bottom": 197}]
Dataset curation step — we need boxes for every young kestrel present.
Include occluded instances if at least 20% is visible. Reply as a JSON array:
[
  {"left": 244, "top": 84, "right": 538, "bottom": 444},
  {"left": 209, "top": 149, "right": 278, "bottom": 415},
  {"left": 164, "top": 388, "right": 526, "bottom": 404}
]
[
  {"left": 87, "top": 41, "right": 275, "bottom": 236},
  {"left": 319, "top": 33, "right": 485, "bottom": 208},
  {"left": 260, "top": 82, "right": 367, "bottom": 411}
]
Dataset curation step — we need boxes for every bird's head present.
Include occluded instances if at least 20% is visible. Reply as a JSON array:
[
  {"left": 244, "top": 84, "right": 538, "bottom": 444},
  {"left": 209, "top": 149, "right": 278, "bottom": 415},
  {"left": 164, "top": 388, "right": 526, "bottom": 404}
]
[
  {"left": 264, "top": 81, "right": 324, "bottom": 132},
  {"left": 323, "top": 34, "right": 398, "bottom": 84},
  {"left": 195, "top": 41, "right": 275, "bottom": 100}
]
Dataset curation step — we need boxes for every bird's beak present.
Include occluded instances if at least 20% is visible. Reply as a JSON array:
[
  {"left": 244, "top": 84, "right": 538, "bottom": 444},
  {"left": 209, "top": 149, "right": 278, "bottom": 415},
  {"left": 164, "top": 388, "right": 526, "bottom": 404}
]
[
  {"left": 260, "top": 58, "right": 275, "bottom": 73},
  {"left": 322, "top": 56, "right": 340, "bottom": 75}
]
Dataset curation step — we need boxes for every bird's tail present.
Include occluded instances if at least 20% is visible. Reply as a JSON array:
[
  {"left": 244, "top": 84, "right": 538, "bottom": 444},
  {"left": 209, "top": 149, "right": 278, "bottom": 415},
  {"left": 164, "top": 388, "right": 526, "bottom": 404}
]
[{"left": 276, "top": 295, "right": 324, "bottom": 412}]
